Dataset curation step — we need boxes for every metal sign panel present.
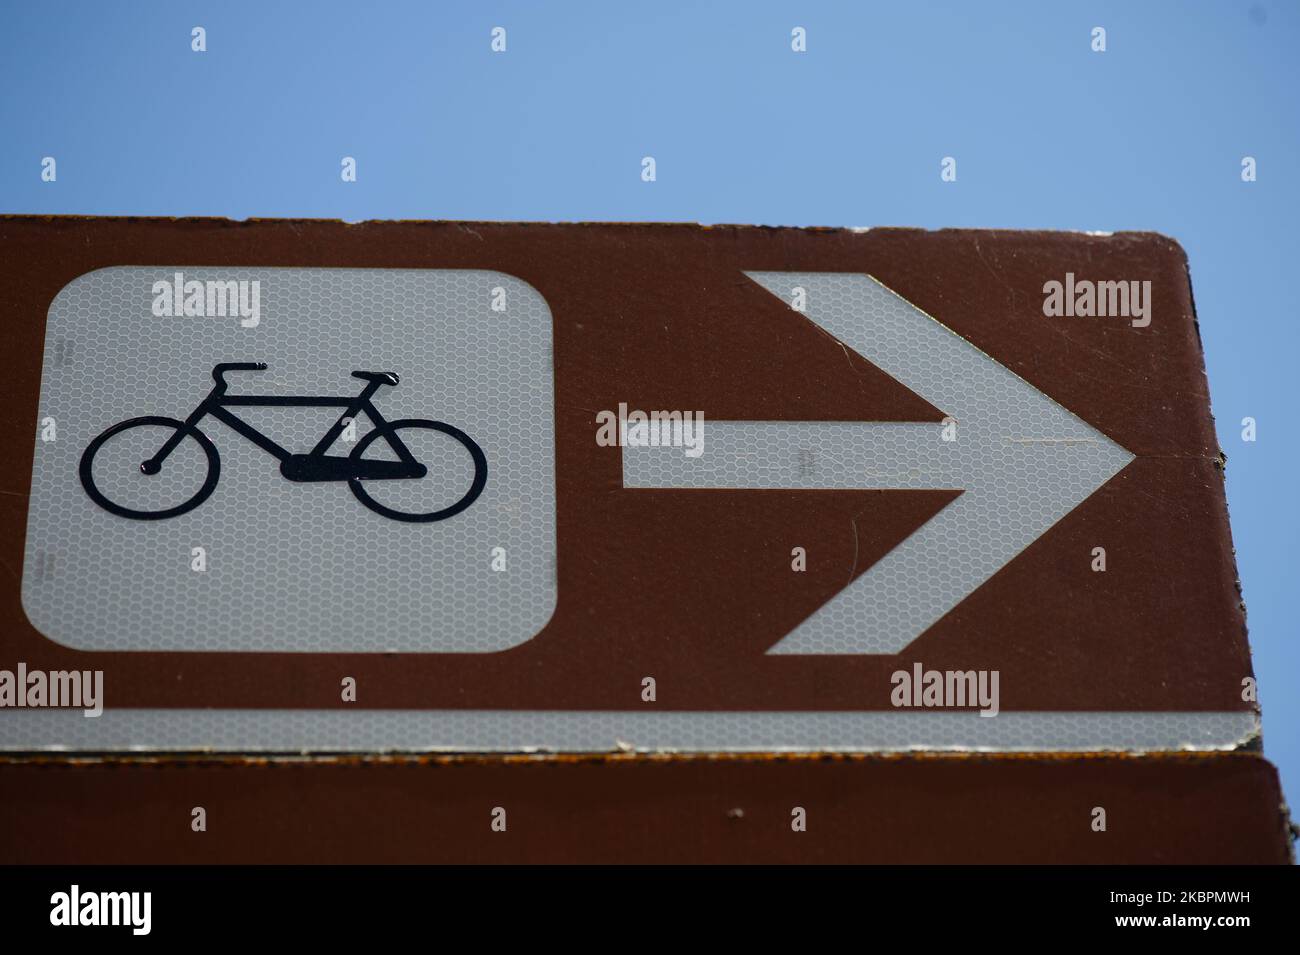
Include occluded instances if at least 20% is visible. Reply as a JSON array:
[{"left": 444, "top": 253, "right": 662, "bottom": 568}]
[{"left": 0, "top": 217, "right": 1257, "bottom": 753}]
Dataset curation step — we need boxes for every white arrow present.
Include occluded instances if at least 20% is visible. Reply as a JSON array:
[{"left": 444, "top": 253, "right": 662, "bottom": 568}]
[{"left": 623, "top": 271, "right": 1135, "bottom": 654}]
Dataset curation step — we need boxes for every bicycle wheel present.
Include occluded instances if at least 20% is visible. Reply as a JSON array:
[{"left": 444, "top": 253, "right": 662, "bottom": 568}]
[
  {"left": 348, "top": 418, "right": 487, "bottom": 523},
  {"left": 79, "top": 416, "right": 221, "bottom": 520}
]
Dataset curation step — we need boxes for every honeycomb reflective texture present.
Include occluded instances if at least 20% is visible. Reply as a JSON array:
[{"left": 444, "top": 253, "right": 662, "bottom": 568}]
[
  {"left": 626, "top": 272, "right": 1135, "bottom": 654},
  {"left": 23, "top": 267, "right": 557, "bottom": 652},
  {"left": 0, "top": 707, "right": 1258, "bottom": 754}
]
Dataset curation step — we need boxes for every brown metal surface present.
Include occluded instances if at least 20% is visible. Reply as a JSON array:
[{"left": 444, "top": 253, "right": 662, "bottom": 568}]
[{"left": 0, "top": 753, "right": 1290, "bottom": 863}]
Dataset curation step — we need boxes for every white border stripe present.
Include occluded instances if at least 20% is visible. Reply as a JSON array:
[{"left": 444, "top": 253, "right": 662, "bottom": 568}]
[{"left": 0, "top": 709, "right": 1258, "bottom": 754}]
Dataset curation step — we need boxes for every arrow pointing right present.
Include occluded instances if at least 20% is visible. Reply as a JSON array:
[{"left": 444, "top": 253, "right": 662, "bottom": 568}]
[{"left": 624, "top": 271, "right": 1135, "bottom": 655}]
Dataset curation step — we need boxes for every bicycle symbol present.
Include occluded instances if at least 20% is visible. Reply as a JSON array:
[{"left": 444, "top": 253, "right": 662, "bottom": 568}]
[{"left": 79, "top": 362, "right": 488, "bottom": 523}]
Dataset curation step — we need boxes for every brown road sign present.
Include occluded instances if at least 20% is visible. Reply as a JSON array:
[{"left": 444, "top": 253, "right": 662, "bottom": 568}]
[{"left": 0, "top": 217, "right": 1260, "bottom": 753}]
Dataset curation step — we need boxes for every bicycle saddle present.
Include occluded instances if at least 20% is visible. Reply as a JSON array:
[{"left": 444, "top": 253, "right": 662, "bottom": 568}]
[{"left": 351, "top": 370, "right": 400, "bottom": 386}]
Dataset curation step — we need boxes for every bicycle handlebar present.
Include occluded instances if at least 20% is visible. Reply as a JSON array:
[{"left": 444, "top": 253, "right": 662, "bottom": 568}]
[{"left": 212, "top": 362, "right": 268, "bottom": 389}]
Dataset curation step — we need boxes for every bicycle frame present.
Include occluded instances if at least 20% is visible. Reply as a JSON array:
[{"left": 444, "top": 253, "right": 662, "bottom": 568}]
[{"left": 143, "top": 368, "right": 426, "bottom": 483}]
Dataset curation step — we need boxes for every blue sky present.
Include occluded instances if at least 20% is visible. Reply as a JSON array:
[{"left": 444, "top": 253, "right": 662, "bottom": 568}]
[{"left": 2, "top": 2, "right": 1297, "bottom": 808}]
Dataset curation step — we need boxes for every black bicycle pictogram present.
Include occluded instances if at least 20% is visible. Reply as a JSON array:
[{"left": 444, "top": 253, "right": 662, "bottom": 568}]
[{"left": 79, "top": 363, "right": 487, "bottom": 523}]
